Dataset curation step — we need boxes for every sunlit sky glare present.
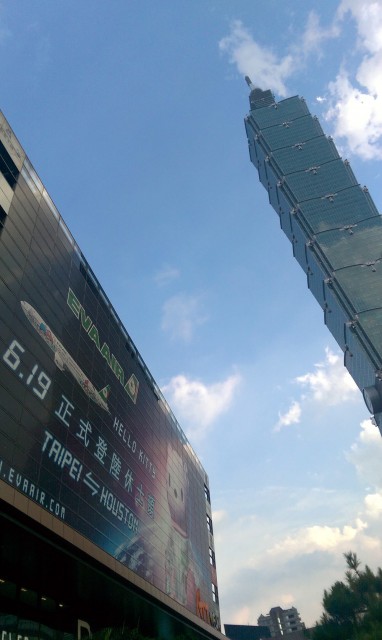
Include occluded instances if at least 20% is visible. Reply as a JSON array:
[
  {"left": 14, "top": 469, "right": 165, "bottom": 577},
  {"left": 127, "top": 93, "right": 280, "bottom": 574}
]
[{"left": 2, "top": 0, "right": 382, "bottom": 629}]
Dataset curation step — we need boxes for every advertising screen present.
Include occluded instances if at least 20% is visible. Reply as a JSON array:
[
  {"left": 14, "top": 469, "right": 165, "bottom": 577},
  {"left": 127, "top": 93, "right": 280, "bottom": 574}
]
[{"left": 0, "top": 123, "right": 219, "bottom": 629}]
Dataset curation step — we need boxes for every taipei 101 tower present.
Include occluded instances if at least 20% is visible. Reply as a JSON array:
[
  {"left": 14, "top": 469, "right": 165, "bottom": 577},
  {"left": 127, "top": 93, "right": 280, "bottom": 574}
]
[{"left": 244, "top": 77, "right": 382, "bottom": 433}]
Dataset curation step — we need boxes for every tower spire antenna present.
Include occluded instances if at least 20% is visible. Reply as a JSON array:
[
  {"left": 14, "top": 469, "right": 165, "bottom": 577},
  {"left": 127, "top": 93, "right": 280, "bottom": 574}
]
[
  {"left": 245, "top": 76, "right": 275, "bottom": 109},
  {"left": 245, "top": 76, "right": 256, "bottom": 91}
]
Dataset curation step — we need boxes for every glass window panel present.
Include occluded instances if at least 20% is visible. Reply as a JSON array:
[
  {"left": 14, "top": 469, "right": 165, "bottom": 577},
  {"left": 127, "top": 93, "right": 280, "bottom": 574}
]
[
  {"left": 250, "top": 96, "right": 309, "bottom": 129},
  {"left": 23, "top": 157, "right": 43, "bottom": 194},
  {"left": 271, "top": 135, "right": 339, "bottom": 174},
  {"left": 285, "top": 158, "right": 357, "bottom": 203},
  {"left": 323, "top": 285, "right": 348, "bottom": 350},
  {"left": 318, "top": 218, "right": 382, "bottom": 271},
  {"left": 298, "top": 185, "right": 376, "bottom": 234},
  {"left": 335, "top": 262, "right": 382, "bottom": 313},
  {"left": 42, "top": 189, "right": 59, "bottom": 221},
  {"left": 278, "top": 198, "right": 294, "bottom": 241},
  {"left": 291, "top": 216, "right": 308, "bottom": 271},
  {"left": 358, "top": 309, "right": 382, "bottom": 367},
  {"left": 306, "top": 246, "right": 327, "bottom": 308},
  {"left": 0, "top": 139, "right": 19, "bottom": 188},
  {"left": 344, "top": 328, "right": 377, "bottom": 388},
  {"left": 260, "top": 114, "right": 324, "bottom": 150}
]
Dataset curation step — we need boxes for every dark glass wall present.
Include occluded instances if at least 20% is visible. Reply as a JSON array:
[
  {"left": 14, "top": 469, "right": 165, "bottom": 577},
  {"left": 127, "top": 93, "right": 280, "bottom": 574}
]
[
  {"left": 0, "top": 505, "right": 221, "bottom": 640},
  {"left": 0, "top": 113, "right": 219, "bottom": 630}
]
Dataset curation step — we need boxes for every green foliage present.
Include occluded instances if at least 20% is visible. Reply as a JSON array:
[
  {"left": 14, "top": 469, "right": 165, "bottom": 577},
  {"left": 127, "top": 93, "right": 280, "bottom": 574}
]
[
  {"left": 312, "top": 553, "right": 382, "bottom": 640},
  {"left": 344, "top": 551, "right": 361, "bottom": 576},
  {"left": 323, "top": 580, "right": 359, "bottom": 624}
]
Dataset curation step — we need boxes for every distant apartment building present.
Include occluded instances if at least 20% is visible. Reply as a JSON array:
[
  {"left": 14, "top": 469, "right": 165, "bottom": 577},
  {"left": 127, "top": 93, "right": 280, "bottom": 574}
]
[{"left": 258, "top": 606, "right": 304, "bottom": 637}]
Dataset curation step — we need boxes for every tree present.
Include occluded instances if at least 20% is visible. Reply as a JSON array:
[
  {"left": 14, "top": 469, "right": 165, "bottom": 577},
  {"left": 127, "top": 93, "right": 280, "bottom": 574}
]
[{"left": 312, "top": 552, "right": 382, "bottom": 640}]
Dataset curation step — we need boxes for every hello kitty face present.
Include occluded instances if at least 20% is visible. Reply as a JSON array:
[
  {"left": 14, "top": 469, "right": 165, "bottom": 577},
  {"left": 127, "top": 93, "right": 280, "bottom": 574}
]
[{"left": 166, "top": 443, "right": 188, "bottom": 534}]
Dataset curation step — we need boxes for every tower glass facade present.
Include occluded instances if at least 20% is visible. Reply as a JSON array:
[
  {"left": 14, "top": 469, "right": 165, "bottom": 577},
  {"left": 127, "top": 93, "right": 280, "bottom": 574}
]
[{"left": 244, "top": 84, "right": 382, "bottom": 433}]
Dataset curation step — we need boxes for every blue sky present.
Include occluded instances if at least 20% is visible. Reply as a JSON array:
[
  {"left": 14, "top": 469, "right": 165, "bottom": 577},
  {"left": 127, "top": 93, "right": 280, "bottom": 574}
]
[{"left": 2, "top": 0, "right": 382, "bottom": 629}]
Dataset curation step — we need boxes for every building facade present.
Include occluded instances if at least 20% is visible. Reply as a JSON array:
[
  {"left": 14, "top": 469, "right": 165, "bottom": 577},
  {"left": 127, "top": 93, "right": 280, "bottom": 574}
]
[
  {"left": 0, "top": 111, "right": 222, "bottom": 640},
  {"left": 224, "top": 623, "right": 270, "bottom": 639},
  {"left": 244, "top": 78, "right": 382, "bottom": 434},
  {"left": 258, "top": 606, "right": 304, "bottom": 637}
]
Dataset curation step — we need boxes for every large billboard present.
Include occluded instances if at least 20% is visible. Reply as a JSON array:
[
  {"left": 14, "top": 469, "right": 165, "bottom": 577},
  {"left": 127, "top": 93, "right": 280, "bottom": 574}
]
[{"left": 0, "top": 117, "right": 220, "bottom": 630}]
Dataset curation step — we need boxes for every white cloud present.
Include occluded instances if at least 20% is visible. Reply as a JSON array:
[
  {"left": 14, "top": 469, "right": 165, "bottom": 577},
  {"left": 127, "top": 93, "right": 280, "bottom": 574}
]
[
  {"left": 161, "top": 293, "right": 208, "bottom": 342},
  {"left": 295, "top": 347, "right": 358, "bottom": 406},
  {"left": 364, "top": 491, "right": 382, "bottom": 519},
  {"left": 274, "top": 400, "right": 301, "bottom": 432},
  {"left": 337, "top": 0, "right": 382, "bottom": 53},
  {"left": 213, "top": 482, "right": 382, "bottom": 627},
  {"left": 268, "top": 518, "right": 368, "bottom": 557},
  {"left": 325, "top": 0, "right": 382, "bottom": 159},
  {"left": 326, "top": 70, "right": 382, "bottom": 159},
  {"left": 212, "top": 509, "right": 227, "bottom": 525},
  {"left": 220, "top": 4, "right": 382, "bottom": 159},
  {"left": 273, "top": 348, "right": 359, "bottom": 432},
  {"left": 161, "top": 372, "right": 241, "bottom": 440},
  {"left": 219, "top": 20, "right": 294, "bottom": 97},
  {"left": 154, "top": 265, "right": 180, "bottom": 287},
  {"left": 280, "top": 593, "right": 296, "bottom": 607},
  {"left": 231, "top": 606, "right": 253, "bottom": 626},
  {"left": 347, "top": 418, "right": 382, "bottom": 485},
  {"left": 219, "top": 13, "right": 339, "bottom": 98},
  {"left": 299, "top": 10, "right": 340, "bottom": 58}
]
